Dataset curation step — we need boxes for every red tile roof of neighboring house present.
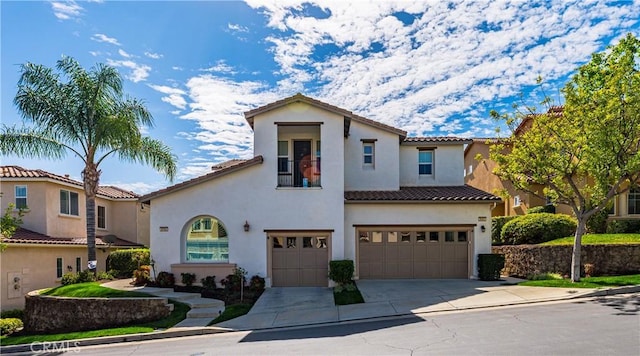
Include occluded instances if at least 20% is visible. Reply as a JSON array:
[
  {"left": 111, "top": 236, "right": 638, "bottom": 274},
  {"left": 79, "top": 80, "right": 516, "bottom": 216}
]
[
  {"left": 344, "top": 185, "right": 501, "bottom": 202},
  {"left": 244, "top": 93, "right": 407, "bottom": 137},
  {"left": 3, "top": 227, "right": 142, "bottom": 247},
  {"left": 139, "top": 156, "right": 264, "bottom": 203},
  {"left": 0, "top": 166, "right": 139, "bottom": 199},
  {"left": 403, "top": 137, "right": 472, "bottom": 144},
  {"left": 211, "top": 159, "right": 247, "bottom": 170}
]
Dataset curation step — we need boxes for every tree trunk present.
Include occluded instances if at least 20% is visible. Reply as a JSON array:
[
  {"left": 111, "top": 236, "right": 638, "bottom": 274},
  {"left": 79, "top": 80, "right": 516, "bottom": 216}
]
[
  {"left": 83, "top": 164, "right": 100, "bottom": 273},
  {"left": 571, "top": 218, "right": 586, "bottom": 282}
]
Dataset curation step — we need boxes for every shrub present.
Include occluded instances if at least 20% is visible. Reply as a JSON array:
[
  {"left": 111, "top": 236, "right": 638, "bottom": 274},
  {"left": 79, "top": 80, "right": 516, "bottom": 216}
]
[
  {"left": 155, "top": 271, "right": 175, "bottom": 288},
  {"left": 0, "top": 318, "right": 23, "bottom": 336},
  {"left": 249, "top": 275, "right": 265, "bottom": 293},
  {"left": 108, "top": 248, "right": 150, "bottom": 278},
  {"left": 61, "top": 272, "right": 79, "bottom": 286},
  {"left": 478, "top": 254, "right": 505, "bottom": 281},
  {"left": 201, "top": 276, "right": 217, "bottom": 290},
  {"left": 491, "top": 216, "right": 517, "bottom": 245},
  {"left": 606, "top": 219, "right": 640, "bottom": 234},
  {"left": 501, "top": 213, "right": 577, "bottom": 245},
  {"left": 221, "top": 268, "right": 247, "bottom": 292},
  {"left": 77, "top": 269, "right": 97, "bottom": 283},
  {"left": 0, "top": 309, "right": 23, "bottom": 320},
  {"left": 96, "top": 270, "right": 114, "bottom": 281},
  {"left": 527, "top": 205, "right": 555, "bottom": 214},
  {"left": 587, "top": 208, "right": 610, "bottom": 234},
  {"left": 133, "top": 265, "right": 151, "bottom": 286},
  {"left": 329, "top": 260, "right": 354, "bottom": 286},
  {"left": 181, "top": 272, "right": 196, "bottom": 286}
]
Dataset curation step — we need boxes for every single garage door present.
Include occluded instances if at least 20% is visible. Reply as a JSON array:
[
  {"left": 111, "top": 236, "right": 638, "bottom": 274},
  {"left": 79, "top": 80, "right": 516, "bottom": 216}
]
[
  {"left": 271, "top": 235, "right": 329, "bottom": 286},
  {"left": 358, "top": 228, "right": 470, "bottom": 279}
]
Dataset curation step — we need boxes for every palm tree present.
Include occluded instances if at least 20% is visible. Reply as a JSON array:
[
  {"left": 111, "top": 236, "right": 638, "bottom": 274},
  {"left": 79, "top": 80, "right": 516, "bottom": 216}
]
[{"left": 0, "top": 56, "right": 176, "bottom": 271}]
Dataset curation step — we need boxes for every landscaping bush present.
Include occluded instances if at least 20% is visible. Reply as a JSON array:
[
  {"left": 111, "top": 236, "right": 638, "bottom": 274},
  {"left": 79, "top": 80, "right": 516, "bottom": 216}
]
[
  {"left": 133, "top": 265, "right": 151, "bottom": 286},
  {"left": 0, "top": 318, "right": 23, "bottom": 336},
  {"left": 61, "top": 269, "right": 97, "bottom": 286},
  {"left": 155, "top": 271, "right": 175, "bottom": 288},
  {"left": 478, "top": 254, "right": 505, "bottom": 281},
  {"left": 61, "top": 272, "right": 79, "bottom": 286},
  {"left": 108, "top": 248, "right": 150, "bottom": 278},
  {"left": 201, "top": 276, "right": 217, "bottom": 290},
  {"left": 77, "top": 269, "right": 97, "bottom": 283},
  {"left": 181, "top": 272, "right": 196, "bottom": 286},
  {"left": 221, "top": 269, "right": 246, "bottom": 293},
  {"left": 249, "top": 275, "right": 265, "bottom": 293},
  {"left": 606, "top": 219, "right": 640, "bottom": 234},
  {"left": 0, "top": 309, "right": 23, "bottom": 320},
  {"left": 527, "top": 205, "right": 556, "bottom": 214},
  {"left": 96, "top": 270, "right": 114, "bottom": 281},
  {"left": 501, "top": 213, "right": 577, "bottom": 245},
  {"left": 491, "top": 216, "right": 517, "bottom": 245},
  {"left": 329, "top": 260, "right": 354, "bottom": 286}
]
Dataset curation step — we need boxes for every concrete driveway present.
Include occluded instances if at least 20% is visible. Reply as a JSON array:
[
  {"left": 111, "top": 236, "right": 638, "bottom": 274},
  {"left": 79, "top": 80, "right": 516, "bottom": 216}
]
[{"left": 217, "top": 278, "right": 601, "bottom": 331}]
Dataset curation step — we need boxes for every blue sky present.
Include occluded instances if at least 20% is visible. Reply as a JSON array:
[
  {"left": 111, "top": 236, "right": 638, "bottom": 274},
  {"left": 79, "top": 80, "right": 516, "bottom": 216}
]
[{"left": 2, "top": 1, "right": 639, "bottom": 194}]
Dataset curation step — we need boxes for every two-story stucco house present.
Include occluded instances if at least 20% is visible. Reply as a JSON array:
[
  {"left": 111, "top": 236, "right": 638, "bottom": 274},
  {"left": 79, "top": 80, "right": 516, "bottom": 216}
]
[
  {"left": 141, "top": 94, "right": 500, "bottom": 287},
  {"left": 0, "top": 166, "right": 146, "bottom": 310}
]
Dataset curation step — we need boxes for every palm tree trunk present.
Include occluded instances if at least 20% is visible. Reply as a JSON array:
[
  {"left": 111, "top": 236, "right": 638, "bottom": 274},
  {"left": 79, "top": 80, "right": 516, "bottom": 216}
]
[{"left": 83, "top": 164, "right": 100, "bottom": 273}]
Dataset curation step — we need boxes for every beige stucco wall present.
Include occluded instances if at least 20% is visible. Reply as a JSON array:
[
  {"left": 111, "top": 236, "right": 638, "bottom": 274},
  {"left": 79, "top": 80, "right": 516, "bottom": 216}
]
[{"left": 1, "top": 245, "right": 112, "bottom": 311}]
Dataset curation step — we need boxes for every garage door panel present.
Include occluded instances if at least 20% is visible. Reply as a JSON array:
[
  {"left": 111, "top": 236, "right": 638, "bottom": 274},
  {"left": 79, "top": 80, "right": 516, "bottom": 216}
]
[{"left": 271, "top": 235, "right": 329, "bottom": 287}]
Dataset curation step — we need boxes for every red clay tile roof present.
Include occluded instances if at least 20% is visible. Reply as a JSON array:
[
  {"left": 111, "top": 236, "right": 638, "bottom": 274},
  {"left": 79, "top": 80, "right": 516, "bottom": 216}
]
[
  {"left": 3, "top": 227, "right": 142, "bottom": 246},
  {"left": 211, "top": 159, "right": 247, "bottom": 170},
  {"left": 0, "top": 166, "right": 139, "bottom": 199},
  {"left": 139, "top": 156, "right": 264, "bottom": 203},
  {"left": 244, "top": 93, "right": 407, "bottom": 137},
  {"left": 344, "top": 185, "right": 501, "bottom": 202},
  {"left": 403, "top": 137, "right": 472, "bottom": 144}
]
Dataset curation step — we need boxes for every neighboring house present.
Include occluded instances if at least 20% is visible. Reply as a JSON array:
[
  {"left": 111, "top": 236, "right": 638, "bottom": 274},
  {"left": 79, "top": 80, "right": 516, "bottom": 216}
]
[
  {"left": 141, "top": 94, "right": 500, "bottom": 288},
  {"left": 0, "top": 165, "right": 146, "bottom": 310},
  {"left": 464, "top": 107, "right": 640, "bottom": 220}
]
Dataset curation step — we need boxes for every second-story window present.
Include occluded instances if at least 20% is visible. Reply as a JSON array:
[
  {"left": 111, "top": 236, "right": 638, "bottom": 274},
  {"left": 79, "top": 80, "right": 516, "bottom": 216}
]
[
  {"left": 278, "top": 141, "right": 289, "bottom": 173},
  {"left": 97, "top": 205, "right": 106, "bottom": 229},
  {"left": 418, "top": 150, "right": 433, "bottom": 175},
  {"left": 60, "top": 189, "right": 79, "bottom": 216},
  {"left": 15, "top": 185, "right": 27, "bottom": 209},
  {"left": 363, "top": 142, "right": 375, "bottom": 166}
]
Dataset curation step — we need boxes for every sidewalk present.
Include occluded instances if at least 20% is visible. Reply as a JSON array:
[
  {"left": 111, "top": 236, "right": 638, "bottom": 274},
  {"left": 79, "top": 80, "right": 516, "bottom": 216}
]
[{"left": 2, "top": 279, "right": 638, "bottom": 354}]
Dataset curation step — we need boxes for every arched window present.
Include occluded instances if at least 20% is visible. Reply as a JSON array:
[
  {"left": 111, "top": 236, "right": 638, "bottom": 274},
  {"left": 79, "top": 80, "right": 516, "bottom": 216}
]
[{"left": 185, "top": 216, "right": 228, "bottom": 263}]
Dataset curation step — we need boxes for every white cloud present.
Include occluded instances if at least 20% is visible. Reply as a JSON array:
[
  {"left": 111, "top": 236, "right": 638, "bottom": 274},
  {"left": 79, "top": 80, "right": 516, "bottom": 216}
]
[
  {"left": 148, "top": 84, "right": 188, "bottom": 110},
  {"left": 172, "top": 66, "right": 184, "bottom": 71},
  {"left": 103, "top": 181, "right": 163, "bottom": 195},
  {"left": 50, "top": 1, "right": 83, "bottom": 20},
  {"left": 200, "top": 61, "right": 237, "bottom": 74},
  {"left": 118, "top": 49, "right": 132, "bottom": 58},
  {"left": 91, "top": 33, "right": 121, "bottom": 46},
  {"left": 106, "top": 59, "right": 151, "bottom": 82},
  {"left": 228, "top": 23, "right": 249, "bottom": 33},
  {"left": 144, "top": 51, "right": 163, "bottom": 59},
  {"left": 245, "top": 0, "right": 640, "bottom": 136}
]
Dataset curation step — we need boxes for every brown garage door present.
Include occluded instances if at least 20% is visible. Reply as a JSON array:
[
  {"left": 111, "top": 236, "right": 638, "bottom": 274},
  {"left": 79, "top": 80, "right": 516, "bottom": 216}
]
[
  {"left": 359, "top": 228, "right": 470, "bottom": 279},
  {"left": 271, "top": 235, "right": 328, "bottom": 287}
]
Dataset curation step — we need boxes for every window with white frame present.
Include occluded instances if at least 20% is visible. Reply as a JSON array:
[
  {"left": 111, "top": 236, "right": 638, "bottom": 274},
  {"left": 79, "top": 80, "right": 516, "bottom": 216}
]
[
  {"left": 60, "top": 189, "right": 79, "bottom": 216},
  {"left": 418, "top": 150, "right": 433, "bottom": 175},
  {"left": 514, "top": 195, "right": 521, "bottom": 207},
  {"left": 15, "top": 185, "right": 27, "bottom": 209},
  {"left": 628, "top": 188, "right": 640, "bottom": 215},
  {"left": 97, "top": 205, "right": 106, "bottom": 229},
  {"left": 278, "top": 141, "right": 289, "bottom": 173},
  {"left": 363, "top": 141, "right": 375, "bottom": 166}
]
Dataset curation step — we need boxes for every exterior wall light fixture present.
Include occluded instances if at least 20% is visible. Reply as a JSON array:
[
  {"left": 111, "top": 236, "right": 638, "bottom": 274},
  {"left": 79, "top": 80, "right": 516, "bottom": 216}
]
[{"left": 244, "top": 221, "right": 250, "bottom": 232}]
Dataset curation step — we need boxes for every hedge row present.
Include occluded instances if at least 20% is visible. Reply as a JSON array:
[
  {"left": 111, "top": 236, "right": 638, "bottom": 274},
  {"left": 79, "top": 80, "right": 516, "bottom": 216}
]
[{"left": 492, "top": 213, "right": 577, "bottom": 245}]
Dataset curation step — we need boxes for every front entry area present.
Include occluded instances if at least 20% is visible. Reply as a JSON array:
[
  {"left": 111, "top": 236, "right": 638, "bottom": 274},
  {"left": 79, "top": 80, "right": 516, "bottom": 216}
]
[
  {"left": 358, "top": 227, "right": 471, "bottom": 279},
  {"left": 269, "top": 233, "right": 330, "bottom": 287}
]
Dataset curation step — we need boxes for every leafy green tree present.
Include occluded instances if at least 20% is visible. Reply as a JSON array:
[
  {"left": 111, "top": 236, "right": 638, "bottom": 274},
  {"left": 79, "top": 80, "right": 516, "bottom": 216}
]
[
  {"left": 0, "top": 56, "right": 176, "bottom": 270},
  {"left": 490, "top": 33, "right": 640, "bottom": 282},
  {"left": 0, "top": 202, "right": 25, "bottom": 252}
]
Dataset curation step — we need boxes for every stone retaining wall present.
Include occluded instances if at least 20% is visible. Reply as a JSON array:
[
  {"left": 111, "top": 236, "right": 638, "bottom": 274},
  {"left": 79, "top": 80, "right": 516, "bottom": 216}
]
[
  {"left": 492, "top": 244, "right": 640, "bottom": 278},
  {"left": 24, "top": 291, "right": 171, "bottom": 334}
]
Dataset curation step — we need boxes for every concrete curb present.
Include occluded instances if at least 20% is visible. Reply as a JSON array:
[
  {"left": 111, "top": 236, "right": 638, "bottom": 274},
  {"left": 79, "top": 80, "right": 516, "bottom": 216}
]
[{"left": 1, "top": 284, "right": 638, "bottom": 354}]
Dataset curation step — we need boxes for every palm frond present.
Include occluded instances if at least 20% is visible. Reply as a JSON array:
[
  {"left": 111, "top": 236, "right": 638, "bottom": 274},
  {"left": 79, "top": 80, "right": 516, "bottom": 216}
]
[{"left": 0, "top": 126, "right": 68, "bottom": 160}]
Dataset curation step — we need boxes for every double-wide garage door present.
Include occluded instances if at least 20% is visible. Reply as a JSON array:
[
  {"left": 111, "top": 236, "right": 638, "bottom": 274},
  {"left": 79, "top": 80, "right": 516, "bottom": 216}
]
[
  {"left": 359, "top": 228, "right": 470, "bottom": 279},
  {"left": 271, "top": 235, "right": 329, "bottom": 287}
]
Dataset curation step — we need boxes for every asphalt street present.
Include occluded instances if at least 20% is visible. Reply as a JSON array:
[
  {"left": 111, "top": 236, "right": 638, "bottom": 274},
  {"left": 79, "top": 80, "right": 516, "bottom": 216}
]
[{"left": 52, "top": 292, "right": 640, "bottom": 356}]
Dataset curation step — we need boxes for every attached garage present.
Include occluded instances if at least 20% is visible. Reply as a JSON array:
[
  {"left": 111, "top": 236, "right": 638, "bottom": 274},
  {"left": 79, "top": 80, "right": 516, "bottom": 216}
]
[
  {"left": 269, "top": 233, "right": 330, "bottom": 287},
  {"left": 358, "top": 227, "right": 472, "bottom": 279}
]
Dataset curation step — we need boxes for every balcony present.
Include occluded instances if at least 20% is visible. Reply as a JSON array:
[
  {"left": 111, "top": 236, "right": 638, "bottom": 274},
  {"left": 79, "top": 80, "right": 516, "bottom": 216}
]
[{"left": 278, "top": 159, "right": 321, "bottom": 187}]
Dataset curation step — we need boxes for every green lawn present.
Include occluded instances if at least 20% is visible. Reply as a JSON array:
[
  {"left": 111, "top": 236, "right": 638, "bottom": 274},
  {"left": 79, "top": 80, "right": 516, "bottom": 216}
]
[
  {"left": 209, "top": 304, "right": 253, "bottom": 325},
  {"left": 519, "top": 274, "right": 640, "bottom": 288},
  {"left": 0, "top": 301, "right": 189, "bottom": 346},
  {"left": 41, "top": 282, "right": 153, "bottom": 298},
  {"left": 541, "top": 234, "right": 640, "bottom": 245}
]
